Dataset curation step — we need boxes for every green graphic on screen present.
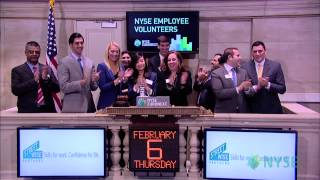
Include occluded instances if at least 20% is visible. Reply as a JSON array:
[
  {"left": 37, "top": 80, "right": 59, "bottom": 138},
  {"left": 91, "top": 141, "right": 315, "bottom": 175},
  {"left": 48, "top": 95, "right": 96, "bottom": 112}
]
[{"left": 169, "top": 34, "right": 193, "bottom": 51}]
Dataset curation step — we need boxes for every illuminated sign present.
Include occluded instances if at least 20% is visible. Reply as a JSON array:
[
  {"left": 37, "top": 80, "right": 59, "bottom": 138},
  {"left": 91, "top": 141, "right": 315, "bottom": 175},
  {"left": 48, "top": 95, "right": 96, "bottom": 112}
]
[
  {"left": 17, "top": 128, "right": 106, "bottom": 178},
  {"left": 203, "top": 128, "right": 297, "bottom": 180},
  {"left": 126, "top": 11, "right": 199, "bottom": 53},
  {"left": 129, "top": 125, "right": 179, "bottom": 172}
]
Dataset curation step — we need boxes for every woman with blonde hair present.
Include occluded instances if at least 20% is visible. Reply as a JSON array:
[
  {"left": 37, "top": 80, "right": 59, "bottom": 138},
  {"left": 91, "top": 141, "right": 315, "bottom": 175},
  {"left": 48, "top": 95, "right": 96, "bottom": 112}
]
[{"left": 97, "top": 42, "right": 132, "bottom": 109}]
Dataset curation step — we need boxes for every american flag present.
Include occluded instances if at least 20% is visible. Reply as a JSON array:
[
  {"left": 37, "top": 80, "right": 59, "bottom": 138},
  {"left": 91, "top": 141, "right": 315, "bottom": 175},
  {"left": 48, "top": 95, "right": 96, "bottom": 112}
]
[{"left": 46, "top": 0, "right": 62, "bottom": 112}]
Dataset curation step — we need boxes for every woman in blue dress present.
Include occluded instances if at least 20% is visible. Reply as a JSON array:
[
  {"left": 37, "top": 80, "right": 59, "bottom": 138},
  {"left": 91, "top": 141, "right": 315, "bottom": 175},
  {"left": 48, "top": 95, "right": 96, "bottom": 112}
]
[{"left": 97, "top": 42, "right": 132, "bottom": 109}]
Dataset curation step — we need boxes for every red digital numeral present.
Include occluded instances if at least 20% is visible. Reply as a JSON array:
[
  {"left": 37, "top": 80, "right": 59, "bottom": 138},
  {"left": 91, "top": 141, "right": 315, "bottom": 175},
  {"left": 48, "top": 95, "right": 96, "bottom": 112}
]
[{"left": 147, "top": 139, "right": 163, "bottom": 160}]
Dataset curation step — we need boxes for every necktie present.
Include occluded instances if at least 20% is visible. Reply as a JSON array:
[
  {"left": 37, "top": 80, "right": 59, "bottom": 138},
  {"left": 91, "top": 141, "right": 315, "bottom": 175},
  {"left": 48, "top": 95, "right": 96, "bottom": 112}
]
[
  {"left": 33, "top": 66, "right": 45, "bottom": 105},
  {"left": 257, "top": 63, "right": 263, "bottom": 78},
  {"left": 77, "top": 58, "right": 83, "bottom": 72},
  {"left": 231, "top": 68, "right": 237, "bottom": 87}
]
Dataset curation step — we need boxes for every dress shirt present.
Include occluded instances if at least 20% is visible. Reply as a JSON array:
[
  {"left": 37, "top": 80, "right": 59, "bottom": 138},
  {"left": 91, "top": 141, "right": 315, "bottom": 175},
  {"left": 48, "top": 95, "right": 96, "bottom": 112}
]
[
  {"left": 71, "top": 52, "right": 83, "bottom": 67},
  {"left": 224, "top": 64, "right": 240, "bottom": 94},
  {"left": 253, "top": 59, "right": 271, "bottom": 90},
  {"left": 26, "top": 62, "right": 39, "bottom": 74}
]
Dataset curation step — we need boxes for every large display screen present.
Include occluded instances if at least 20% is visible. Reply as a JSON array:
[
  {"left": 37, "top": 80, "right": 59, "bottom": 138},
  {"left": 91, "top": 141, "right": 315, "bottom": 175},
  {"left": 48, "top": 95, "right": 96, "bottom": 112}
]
[
  {"left": 203, "top": 128, "right": 297, "bottom": 180},
  {"left": 17, "top": 128, "right": 106, "bottom": 178},
  {"left": 126, "top": 11, "right": 199, "bottom": 53}
]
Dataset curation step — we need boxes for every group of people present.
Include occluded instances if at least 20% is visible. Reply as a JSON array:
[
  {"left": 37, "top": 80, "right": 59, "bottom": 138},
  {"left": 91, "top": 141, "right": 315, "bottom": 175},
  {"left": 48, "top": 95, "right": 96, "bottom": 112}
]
[
  {"left": 11, "top": 33, "right": 286, "bottom": 114},
  {"left": 194, "top": 42, "right": 286, "bottom": 114}
]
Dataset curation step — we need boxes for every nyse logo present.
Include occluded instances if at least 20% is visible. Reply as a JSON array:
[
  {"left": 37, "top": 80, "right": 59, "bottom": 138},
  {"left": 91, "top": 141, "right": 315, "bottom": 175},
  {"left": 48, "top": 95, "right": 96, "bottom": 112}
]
[
  {"left": 209, "top": 143, "right": 229, "bottom": 161},
  {"left": 23, "top": 141, "right": 43, "bottom": 160}
]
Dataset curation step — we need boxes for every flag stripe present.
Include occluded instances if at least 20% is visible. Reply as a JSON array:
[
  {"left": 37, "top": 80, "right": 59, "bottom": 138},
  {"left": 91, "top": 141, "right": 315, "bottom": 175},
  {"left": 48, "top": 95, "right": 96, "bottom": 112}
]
[{"left": 46, "top": 0, "right": 62, "bottom": 112}]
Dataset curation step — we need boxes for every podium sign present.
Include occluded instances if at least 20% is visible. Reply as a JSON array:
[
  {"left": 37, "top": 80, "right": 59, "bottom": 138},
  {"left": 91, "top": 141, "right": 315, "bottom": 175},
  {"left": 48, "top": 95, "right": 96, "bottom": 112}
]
[
  {"left": 129, "top": 125, "right": 179, "bottom": 172},
  {"left": 136, "top": 96, "right": 170, "bottom": 107}
]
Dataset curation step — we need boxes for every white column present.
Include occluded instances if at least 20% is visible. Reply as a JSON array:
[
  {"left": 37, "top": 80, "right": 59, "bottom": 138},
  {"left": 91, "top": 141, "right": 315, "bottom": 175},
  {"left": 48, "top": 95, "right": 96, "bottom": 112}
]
[
  {"left": 189, "top": 126, "right": 200, "bottom": 174},
  {"left": 179, "top": 126, "right": 187, "bottom": 173},
  {"left": 122, "top": 127, "right": 130, "bottom": 175},
  {"left": 110, "top": 127, "right": 121, "bottom": 175}
]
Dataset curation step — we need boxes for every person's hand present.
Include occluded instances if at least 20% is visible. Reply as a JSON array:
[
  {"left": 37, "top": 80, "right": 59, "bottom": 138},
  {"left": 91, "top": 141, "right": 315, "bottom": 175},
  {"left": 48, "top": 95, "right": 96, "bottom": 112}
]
[
  {"left": 258, "top": 77, "right": 269, "bottom": 88},
  {"left": 144, "top": 83, "right": 152, "bottom": 94},
  {"left": 133, "top": 83, "right": 139, "bottom": 92},
  {"left": 180, "top": 71, "right": 189, "bottom": 85},
  {"left": 113, "top": 77, "right": 121, "bottom": 86},
  {"left": 91, "top": 68, "right": 100, "bottom": 82},
  {"left": 168, "top": 72, "right": 177, "bottom": 86},
  {"left": 41, "top": 65, "right": 49, "bottom": 80},
  {"left": 114, "top": 70, "right": 124, "bottom": 86},
  {"left": 239, "top": 80, "right": 252, "bottom": 91},
  {"left": 197, "top": 68, "right": 208, "bottom": 82},
  {"left": 80, "top": 71, "right": 89, "bottom": 86},
  {"left": 118, "top": 70, "right": 124, "bottom": 80},
  {"left": 124, "top": 68, "right": 133, "bottom": 80}
]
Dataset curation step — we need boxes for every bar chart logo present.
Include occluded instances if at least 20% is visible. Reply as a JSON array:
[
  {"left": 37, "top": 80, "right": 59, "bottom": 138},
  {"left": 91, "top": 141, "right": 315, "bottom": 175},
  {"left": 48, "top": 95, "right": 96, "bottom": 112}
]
[
  {"left": 209, "top": 143, "right": 229, "bottom": 161},
  {"left": 23, "top": 141, "right": 43, "bottom": 160},
  {"left": 169, "top": 34, "right": 193, "bottom": 51}
]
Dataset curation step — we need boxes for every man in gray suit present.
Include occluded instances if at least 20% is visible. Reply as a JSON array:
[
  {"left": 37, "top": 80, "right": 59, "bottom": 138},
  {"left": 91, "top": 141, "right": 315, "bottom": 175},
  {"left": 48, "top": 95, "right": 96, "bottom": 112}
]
[
  {"left": 58, "top": 32, "right": 100, "bottom": 113},
  {"left": 242, "top": 41, "right": 286, "bottom": 113},
  {"left": 211, "top": 48, "right": 253, "bottom": 113}
]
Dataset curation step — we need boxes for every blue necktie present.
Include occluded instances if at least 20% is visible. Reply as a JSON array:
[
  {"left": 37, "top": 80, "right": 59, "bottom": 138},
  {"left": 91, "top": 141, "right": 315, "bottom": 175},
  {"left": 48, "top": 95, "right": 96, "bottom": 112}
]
[
  {"left": 231, "top": 68, "right": 237, "bottom": 87},
  {"left": 77, "top": 58, "right": 83, "bottom": 72}
]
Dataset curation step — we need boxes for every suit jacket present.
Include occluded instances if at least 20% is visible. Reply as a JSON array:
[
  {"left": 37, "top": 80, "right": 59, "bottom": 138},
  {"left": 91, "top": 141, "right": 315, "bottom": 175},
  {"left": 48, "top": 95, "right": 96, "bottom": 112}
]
[
  {"left": 193, "top": 73, "right": 215, "bottom": 112},
  {"left": 148, "top": 54, "right": 161, "bottom": 73},
  {"left": 127, "top": 72, "right": 158, "bottom": 106},
  {"left": 57, "top": 54, "right": 98, "bottom": 113},
  {"left": 157, "top": 70, "right": 192, "bottom": 106},
  {"left": 11, "top": 62, "right": 60, "bottom": 113},
  {"left": 96, "top": 63, "right": 125, "bottom": 109},
  {"left": 242, "top": 59, "right": 286, "bottom": 113},
  {"left": 211, "top": 66, "right": 253, "bottom": 113}
]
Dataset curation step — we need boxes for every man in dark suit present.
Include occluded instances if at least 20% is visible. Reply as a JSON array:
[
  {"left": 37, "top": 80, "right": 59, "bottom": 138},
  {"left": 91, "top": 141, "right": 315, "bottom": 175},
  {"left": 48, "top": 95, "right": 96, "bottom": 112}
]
[
  {"left": 148, "top": 35, "right": 170, "bottom": 73},
  {"left": 193, "top": 53, "right": 222, "bottom": 112},
  {"left": 242, "top": 41, "right": 286, "bottom": 113},
  {"left": 211, "top": 48, "right": 254, "bottom": 113},
  {"left": 11, "top": 41, "right": 60, "bottom": 113}
]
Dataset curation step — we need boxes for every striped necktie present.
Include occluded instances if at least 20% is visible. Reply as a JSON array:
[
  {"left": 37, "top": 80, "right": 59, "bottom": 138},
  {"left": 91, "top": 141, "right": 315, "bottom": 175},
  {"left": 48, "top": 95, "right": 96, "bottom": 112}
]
[{"left": 33, "top": 66, "right": 45, "bottom": 105}]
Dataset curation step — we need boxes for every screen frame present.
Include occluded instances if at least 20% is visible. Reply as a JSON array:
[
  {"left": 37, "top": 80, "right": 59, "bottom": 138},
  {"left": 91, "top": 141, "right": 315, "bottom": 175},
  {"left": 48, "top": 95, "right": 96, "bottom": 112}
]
[
  {"left": 126, "top": 11, "right": 200, "bottom": 53},
  {"left": 203, "top": 128, "right": 298, "bottom": 180},
  {"left": 17, "top": 127, "right": 107, "bottom": 178}
]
